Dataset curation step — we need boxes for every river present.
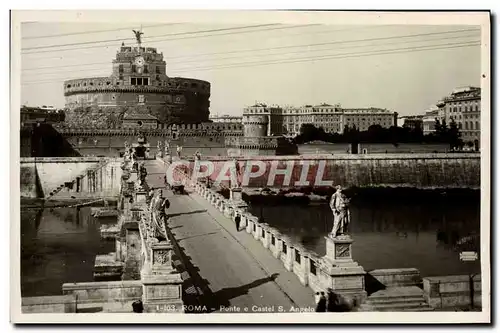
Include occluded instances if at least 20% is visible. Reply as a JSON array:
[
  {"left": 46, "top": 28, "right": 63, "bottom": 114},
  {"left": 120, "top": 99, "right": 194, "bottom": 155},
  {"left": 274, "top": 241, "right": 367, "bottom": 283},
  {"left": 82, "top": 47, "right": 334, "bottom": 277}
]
[
  {"left": 20, "top": 189, "right": 481, "bottom": 297},
  {"left": 20, "top": 206, "right": 115, "bottom": 297},
  {"left": 247, "top": 188, "right": 481, "bottom": 278}
]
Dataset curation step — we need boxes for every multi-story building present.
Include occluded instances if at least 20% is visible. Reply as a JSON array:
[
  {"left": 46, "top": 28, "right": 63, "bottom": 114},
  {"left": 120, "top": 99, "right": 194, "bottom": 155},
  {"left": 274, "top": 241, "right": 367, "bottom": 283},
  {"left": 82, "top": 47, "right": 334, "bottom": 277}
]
[
  {"left": 342, "top": 108, "right": 397, "bottom": 132},
  {"left": 420, "top": 86, "right": 481, "bottom": 144},
  {"left": 442, "top": 86, "right": 481, "bottom": 144},
  {"left": 398, "top": 115, "right": 424, "bottom": 130},
  {"left": 20, "top": 105, "right": 65, "bottom": 127},
  {"left": 422, "top": 106, "right": 439, "bottom": 136},
  {"left": 242, "top": 103, "right": 397, "bottom": 137}
]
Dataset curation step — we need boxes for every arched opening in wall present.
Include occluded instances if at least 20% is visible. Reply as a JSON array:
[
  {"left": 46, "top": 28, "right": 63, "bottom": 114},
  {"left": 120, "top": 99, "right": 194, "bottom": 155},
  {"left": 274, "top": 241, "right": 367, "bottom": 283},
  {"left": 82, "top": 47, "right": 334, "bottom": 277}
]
[{"left": 137, "top": 121, "right": 143, "bottom": 127}]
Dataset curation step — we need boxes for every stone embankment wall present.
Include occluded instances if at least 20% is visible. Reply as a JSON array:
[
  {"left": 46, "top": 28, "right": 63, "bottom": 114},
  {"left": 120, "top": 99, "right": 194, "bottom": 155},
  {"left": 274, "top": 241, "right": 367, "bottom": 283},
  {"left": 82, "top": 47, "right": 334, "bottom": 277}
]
[
  {"left": 298, "top": 143, "right": 452, "bottom": 155},
  {"left": 61, "top": 132, "right": 230, "bottom": 157},
  {"left": 20, "top": 163, "right": 41, "bottom": 198},
  {"left": 20, "top": 157, "right": 122, "bottom": 199},
  {"left": 176, "top": 153, "right": 480, "bottom": 189}
]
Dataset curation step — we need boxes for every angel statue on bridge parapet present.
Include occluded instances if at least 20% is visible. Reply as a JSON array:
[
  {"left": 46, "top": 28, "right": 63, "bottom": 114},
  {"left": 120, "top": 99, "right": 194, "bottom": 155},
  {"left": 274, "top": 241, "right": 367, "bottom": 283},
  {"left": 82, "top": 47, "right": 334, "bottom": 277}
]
[
  {"left": 137, "top": 162, "right": 148, "bottom": 189},
  {"left": 329, "top": 185, "right": 351, "bottom": 238},
  {"left": 149, "top": 189, "right": 169, "bottom": 242},
  {"left": 231, "top": 159, "right": 243, "bottom": 188}
]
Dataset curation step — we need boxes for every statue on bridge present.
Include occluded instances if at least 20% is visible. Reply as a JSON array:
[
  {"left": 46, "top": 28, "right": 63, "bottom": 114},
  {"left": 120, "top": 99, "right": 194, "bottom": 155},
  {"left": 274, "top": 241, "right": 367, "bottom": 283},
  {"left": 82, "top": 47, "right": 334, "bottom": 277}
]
[
  {"left": 164, "top": 140, "right": 170, "bottom": 156},
  {"left": 149, "top": 189, "right": 169, "bottom": 242},
  {"left": 156, "top": 141, "right": 163, "bottom": 158},
  {"left": 329, "top": 185, "right": 351, "bottom": 238},
  {"left": 138, "top": 162, "right": 148, "bottom": 189},
  {"left": 231, "top": 159, "right": 242, "bottom": 188}
]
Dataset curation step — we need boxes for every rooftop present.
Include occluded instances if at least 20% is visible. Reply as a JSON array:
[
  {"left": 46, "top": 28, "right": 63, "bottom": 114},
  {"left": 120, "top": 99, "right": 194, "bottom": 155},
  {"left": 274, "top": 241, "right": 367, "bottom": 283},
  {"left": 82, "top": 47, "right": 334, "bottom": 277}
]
[{"left": 452, "top": 86, "right": 480, "bottom": 94}]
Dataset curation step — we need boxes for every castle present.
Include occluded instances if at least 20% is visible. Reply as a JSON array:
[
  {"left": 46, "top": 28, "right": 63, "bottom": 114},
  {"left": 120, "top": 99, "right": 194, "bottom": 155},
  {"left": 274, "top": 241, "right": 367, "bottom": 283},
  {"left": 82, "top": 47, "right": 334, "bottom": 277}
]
[
  {"left": 21, "top": 30, "right": 299, "bottom": 158},
  {"left": 62, "top": 31, "right": 211, "bottom": 129}
]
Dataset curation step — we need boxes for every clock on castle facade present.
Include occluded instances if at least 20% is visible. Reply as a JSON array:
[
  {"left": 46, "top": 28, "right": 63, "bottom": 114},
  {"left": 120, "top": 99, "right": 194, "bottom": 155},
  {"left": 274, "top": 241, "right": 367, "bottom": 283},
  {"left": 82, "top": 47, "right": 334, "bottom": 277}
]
[{"left": 63, "top": 32, "right": 211, "bottom": 127}]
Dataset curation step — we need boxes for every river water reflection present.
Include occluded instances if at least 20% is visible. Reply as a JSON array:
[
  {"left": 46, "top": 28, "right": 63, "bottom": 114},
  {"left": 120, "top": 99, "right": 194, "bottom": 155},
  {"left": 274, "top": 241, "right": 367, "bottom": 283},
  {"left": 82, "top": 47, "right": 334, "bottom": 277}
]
[
  {"left": 21, "top": 207, "right": 115, "bottom": 297},
  {"left": 248, "top": 189, "right": 481, "bottom": 277}
]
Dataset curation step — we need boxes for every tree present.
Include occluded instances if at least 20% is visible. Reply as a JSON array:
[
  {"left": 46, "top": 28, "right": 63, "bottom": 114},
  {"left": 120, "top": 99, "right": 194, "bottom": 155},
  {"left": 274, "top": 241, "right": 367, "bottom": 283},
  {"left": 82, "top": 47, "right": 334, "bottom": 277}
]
[
  {"left": 434, "top": 118, "right": 441, "bottom": 133},
  {"left": 448, "top": 119, "right": 463, "bottom": 150},
  {"left": 440, "top": 119, "right": 448, "bottom": 139}
]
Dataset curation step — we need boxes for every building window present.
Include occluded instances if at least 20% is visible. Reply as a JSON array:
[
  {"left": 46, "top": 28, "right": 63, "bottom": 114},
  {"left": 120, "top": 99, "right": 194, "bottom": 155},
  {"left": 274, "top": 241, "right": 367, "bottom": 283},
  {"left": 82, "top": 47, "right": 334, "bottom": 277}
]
[
  {"left": 282, "top": 243, "right": 287, "bottom": 254},
  {"left": 144, "top": 65, "right": 149, "bottom": 74},
  {"left": 131, "top": 77, "right": 149, "bottom": 86},
  {"left": 119, "top": 74, "right": 123, "bottom": 80},
  {"left": 119, "top": 64, "right": 124, "bottom": 73},
  {"left": 295, "top": 249, "right": 301, "bottom": 264},
  {"left": 465, "top": 122, "right": 469, "bottom": 130},
  {"left": 131, "top": 65, "right": 136, "bottom": 73},
  {"left": 156, "top": 66, "right": 161, "bottom": 74},
  {"left": 310, "top": 259, "right": 316, "bottom": 275},
  {"left": 476, "top": 122, "right": 479, "bottom": 130}
]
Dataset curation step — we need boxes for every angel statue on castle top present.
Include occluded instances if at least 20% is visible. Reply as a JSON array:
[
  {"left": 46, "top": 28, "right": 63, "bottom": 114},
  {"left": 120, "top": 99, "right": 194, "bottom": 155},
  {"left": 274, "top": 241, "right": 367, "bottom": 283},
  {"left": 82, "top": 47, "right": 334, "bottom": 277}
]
[{"left": 132, "top": 29, "right": 144, "bottom": 46}]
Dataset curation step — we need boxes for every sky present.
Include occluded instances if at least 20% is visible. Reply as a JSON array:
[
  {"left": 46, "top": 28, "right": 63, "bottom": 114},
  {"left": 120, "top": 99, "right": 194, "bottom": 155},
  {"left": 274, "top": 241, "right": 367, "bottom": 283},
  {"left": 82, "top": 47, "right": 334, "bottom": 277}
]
[{"left": 20, "top": 22, "right": 481, "bottom": 117}]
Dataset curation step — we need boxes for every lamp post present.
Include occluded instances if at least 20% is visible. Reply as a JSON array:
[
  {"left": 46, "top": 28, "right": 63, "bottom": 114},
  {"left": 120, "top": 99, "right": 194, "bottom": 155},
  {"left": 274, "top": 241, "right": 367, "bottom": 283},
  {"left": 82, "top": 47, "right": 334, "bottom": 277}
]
[{"left": 457, "top": 231, "right": 480, "bottom": 311}]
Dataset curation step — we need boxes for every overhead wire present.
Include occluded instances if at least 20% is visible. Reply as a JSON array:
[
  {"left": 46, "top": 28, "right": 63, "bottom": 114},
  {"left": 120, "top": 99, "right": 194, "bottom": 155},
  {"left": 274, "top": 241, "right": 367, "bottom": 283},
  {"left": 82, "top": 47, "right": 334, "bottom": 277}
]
[
  {"left": 21, "top": 23, "right": 182, "bottom": 40},
  {"left": 21, "top": 33, "right": 480, "bottom": 76},
  {"left": 21, "top": 24, "right": 287, "bottom": 53},
  {"left": 169, "top": 41, "right": 481, "bottom": 74},
  {"left": 19, "top": 25, "right": 385, "bottom": 60},
  {"left": 21, "top": 28, "right": 479, "bottom": 72},
  {"left": 21, "top": 41, "right": 480, "bottom": 85}
]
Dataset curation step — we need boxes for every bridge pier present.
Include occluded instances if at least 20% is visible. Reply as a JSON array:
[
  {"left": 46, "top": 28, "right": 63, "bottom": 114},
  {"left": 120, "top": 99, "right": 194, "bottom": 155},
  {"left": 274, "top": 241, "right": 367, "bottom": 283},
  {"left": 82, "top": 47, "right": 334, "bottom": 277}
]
[
  {"left": 320, "top": 235, "right": 367, "bottom": 306},
  {"left": 140, "top": 241, "right": 183, "bottom": 313},
  {"left": 92, "top": 159, "right": 185, "bottom": 312}
]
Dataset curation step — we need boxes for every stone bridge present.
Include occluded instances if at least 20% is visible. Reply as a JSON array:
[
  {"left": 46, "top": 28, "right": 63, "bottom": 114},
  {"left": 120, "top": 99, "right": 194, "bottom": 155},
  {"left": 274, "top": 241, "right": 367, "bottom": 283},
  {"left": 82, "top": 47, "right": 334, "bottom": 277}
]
[{"left": 20, "top": 154, "right": 483, "bottom": 314}]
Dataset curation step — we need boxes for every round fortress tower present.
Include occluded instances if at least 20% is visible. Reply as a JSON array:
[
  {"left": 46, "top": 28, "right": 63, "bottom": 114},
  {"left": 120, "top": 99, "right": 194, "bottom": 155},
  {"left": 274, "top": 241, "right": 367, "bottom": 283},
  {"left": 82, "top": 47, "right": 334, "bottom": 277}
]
[
  {"left": 243, "top": 114, "right": 269, "bottom": 137},
  {"left": 63, "top": 30, "right": 211, "bottom": 128}
]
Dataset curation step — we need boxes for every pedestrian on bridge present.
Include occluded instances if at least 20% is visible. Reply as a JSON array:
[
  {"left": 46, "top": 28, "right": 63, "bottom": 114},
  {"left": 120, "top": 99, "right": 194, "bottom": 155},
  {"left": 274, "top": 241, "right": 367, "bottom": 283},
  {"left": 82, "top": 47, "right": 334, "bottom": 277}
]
[
  {"left": 314, "top": 291, "right": 327, "bottom": 312},
  {"left": 235, "top": 214, "right": 241, "bottom": 232}
]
